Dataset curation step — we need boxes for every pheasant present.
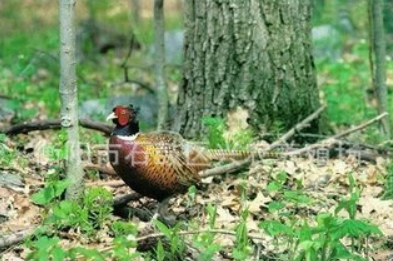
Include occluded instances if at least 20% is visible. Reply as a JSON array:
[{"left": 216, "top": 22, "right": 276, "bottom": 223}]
[{"left": 107, "top": 105, "right": 276, "bottom": 219}]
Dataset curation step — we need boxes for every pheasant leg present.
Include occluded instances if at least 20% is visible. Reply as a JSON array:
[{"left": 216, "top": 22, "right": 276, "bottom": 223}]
[{"left": 152, "top": 197, "right": 177, "bottom": 227}]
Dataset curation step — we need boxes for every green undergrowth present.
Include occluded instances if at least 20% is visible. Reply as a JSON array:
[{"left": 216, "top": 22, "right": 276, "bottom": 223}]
[
  {"left": 261, "top": 174, "right": 382, "bottom": 261},
  {"left": 383, "top": 161, "right": 393, "bottom": 200},
  {"left": 0, "top": 0, "right": 183, "bottom": 122},
  {"left": 24, "top": 165, "right": 386, "bottom": 260},
  {"left": 317, "top": 40, "right": 393, "bottom": 143},
  {"left": 202, "top": 117, "right": 254, "bottom": 150},
  {"left": 21, "top": 117, "right": 388, "bottom": 260}
]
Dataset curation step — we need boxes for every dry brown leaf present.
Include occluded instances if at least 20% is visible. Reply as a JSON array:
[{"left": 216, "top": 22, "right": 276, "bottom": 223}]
[
  {"left": 358, "top": 196, "right": 392, "bottom": 216},
  {"left": 0, "top": 187, "right": 12, "bottom": 198},
  {"left": 332, "top": 160, "right": 349, "bottom": 175},
  {"left": 216, "top": 206, "right": 238, "bottom": 225},
  {"left": 283, "top": 161, "right": 297, "bottom": 175},
  {"left": 362, "top": 185, "right": 383, "bottom": 197},
  {"left": 225, "top": 106, "right": 249, "bottom": 139},
  {"left": 365, "top": 165, "right": 379, "bottom": 184},
  {"left": 221, "top": 195, "right": 239, "bottom": 208},
  {"left": 248, "top": 192, "right": 271, "bottom": 215}
]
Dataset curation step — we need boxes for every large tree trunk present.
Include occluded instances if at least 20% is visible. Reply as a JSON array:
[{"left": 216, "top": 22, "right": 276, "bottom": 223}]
[{"left": 174, "top": 0, "right": 320, "bottom": 139}]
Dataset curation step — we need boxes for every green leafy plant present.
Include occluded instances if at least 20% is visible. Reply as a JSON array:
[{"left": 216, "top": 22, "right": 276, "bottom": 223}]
[
  {"left": 260, "top": 175, "right": 382, "bottom": 261},
  {"left": 202, "top": 117, "right": 227, "bottom": 149},
  {"left": 0, "top": 134, "right": 16, "bottom": 167},
  {"left": 110, "top": 236, "right": 140, "bottom": 261},
  {"left": 186, "top": 204, "right": 221, "bottom": 261},
  {"left": 25, "top": 235, "right": 108, "bottom": 261},
  {"left": 203, "top": 117, "right": 254, "bottom": 150},
  {"left": 110, "top": 220, "right": 138, "bottom": 237},
  {"left": 233, "top": 210, "right": 252, "bottom": 260},
  {"left": 153, "top": 220, "right": 186, "bottom": 260},
  {"left": 83, "top": 186, "right": 114, "bottom": 229},
  {"left": 382, "top": 160, "right": 393, "bottom": 199},
  {"left": 25, "top": 236, "right": 66, "bottom": 261},
  {"left": 31, "top": 178, "right": 69, "bottom": 205},
  {"left": 34, "top": 186, "right": 113, "bottom": 236}
]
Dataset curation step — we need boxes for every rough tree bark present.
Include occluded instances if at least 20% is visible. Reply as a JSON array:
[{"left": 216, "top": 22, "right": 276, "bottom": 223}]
[
  {"left": 154, "top": 0, "right": 169, "bottom": 130},
  {"left": 174, "top": 0, "right": 320, "bottom": 139},
  {"left": 59, "top": 0, "right": 85, "bottom": 200},
  {"left": 369, "top": 0, "right": 390, "bottom": 138}
]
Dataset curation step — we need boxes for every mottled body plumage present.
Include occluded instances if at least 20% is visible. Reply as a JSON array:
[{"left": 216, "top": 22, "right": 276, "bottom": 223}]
[
  {"left": 107, "top": 105, "right": 280, "bottom": 203},
  {"left": 109, "top": 132, "right": 205, "bottom": 201}
]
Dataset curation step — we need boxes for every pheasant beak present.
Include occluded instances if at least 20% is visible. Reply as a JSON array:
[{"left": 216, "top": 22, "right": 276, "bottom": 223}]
[{"left": 106, "top": 112, "right": 117, "bottom": 121}]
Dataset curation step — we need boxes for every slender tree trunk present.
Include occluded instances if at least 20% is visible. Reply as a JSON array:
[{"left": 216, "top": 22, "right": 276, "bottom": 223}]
[
  {"left": 174, "top": 0, "right": 320, "bottom": 139},
  {"left": 130, "top": 0, "right": 140, "bottom": 25},
  {"left": 59, "top": 0, "right": 84, "bottom": 200},
  {"left": 369, "top": 0, "right": 390, "bottom": 138},
  {"left": 154, "top": 0, "right": 169, "bottom": 130},
  {"left": 86, "top": 0, "right": 96, "bottom": 21}
]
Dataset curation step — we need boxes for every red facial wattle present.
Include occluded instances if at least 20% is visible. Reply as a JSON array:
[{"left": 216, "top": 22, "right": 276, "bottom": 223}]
[{"left": 115, "top": 107, "right": 130, "bottom": 126}]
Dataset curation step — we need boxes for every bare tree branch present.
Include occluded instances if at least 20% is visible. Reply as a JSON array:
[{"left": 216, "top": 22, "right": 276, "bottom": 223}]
[
  {"left": 286, "top": 112, "right": 388, "bottom": 156},
  {"left": 3, "top": 119, "right": 112, "bottom": 136},
  {"left": 200, "top": 106, "right": 326, "bottom": 178}
]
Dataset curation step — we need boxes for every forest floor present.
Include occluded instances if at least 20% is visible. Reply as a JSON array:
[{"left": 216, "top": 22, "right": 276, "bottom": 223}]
[
  {"left": 1, "top": 127, "right": 393, "bottom": 260},
  {"left": 1, "top": 0, "right": 393, "bottom": 260}
]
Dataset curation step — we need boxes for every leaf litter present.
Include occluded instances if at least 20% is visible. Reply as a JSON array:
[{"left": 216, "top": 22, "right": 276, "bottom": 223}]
[{"left": 0, "top": 129, "right": 392, "bottom": 260}]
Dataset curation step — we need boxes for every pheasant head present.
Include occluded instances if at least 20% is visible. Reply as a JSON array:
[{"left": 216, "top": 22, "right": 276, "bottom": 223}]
[{"left": 106, "top": 105, "right": 140, "bottom": 136}]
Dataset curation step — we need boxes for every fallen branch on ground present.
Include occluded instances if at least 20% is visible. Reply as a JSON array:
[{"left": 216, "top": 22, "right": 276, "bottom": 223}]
[
  {"left": 200, "top": 106, "right": 326, "bottom": 178},
  {"left": 285, "top": 112, "right": 388, "bottom": 156},
  {"left": 3, "top": 119, "right": 112, "bottom": 136},
  {"left": 85, "top": 180, "right": 125, "bottom": 188},
  {"left": 263, "top": 105, "right": 326, "bottom": 150}
]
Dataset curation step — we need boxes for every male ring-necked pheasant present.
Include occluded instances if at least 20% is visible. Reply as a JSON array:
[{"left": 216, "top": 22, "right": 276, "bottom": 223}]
[{"left": 107, "top": 105, "right": 276, "bottom": 218}]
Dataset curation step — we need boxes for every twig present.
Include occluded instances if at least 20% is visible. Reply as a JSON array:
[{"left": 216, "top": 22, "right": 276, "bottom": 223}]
[
  {"left": 286, "top": 112, "right": 388, "bottom": 156},
  {"left": 111, "top": 78, "right": 155, "bottom": 94},
  {"left": 117, "top": 32, "right": 155, "bottom": 94},
  {"left": 3, "top": 119, "right": 112, "bottom": 136},
  {"left": 200, "top": 158, "right": 251, "bottom": 178},
  {"left": 121, "top": 35, "right": 136, "bottom": 72},
  {"left": 79, "top": 119, "right": 112, "bottom": 135},
  {"left": 85, "top": 180, "right": 125, "bottom": 188},
  {"left": 83, "top": 163, "right": 117, "bottom": 176},
  {"left": 266, "top": 105, "right": 326, "bottom": 150},
  {"left": 200, "top": 106, "right": 326, "bottom": 178}
]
